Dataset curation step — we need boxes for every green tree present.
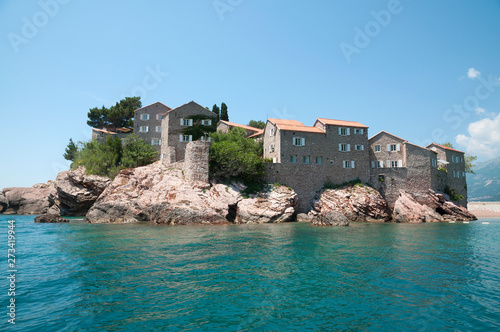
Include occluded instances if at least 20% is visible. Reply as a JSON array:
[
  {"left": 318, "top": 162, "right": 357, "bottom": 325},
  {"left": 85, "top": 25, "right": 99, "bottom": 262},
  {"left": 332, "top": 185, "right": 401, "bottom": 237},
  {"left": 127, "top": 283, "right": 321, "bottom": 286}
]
[
  {"left": 220, "top": 102, "right": 229, "bottom": 121},
  {"left": 87, "top": 96, "right": 142, "bottom": 129},
  {"left": 212, "top": 104, "right": 220, "bottom": 122},
  {"left": 248, "top": 120, "right": 266, "bottom": 129},
  {"left": 121, "top": 134, "right": 158, "bottom": 168},
  {"left": 74, "top": 136, "right": 123, "bottom": 178},
  {"left": 209, "top": 127, "right": 264, "bottom": 184},
  {"left": 63, "top": 138, "right": 78, "bottom": 162},
  {"left": 442, "top": 142, "right": 477, "bottom": 173}
]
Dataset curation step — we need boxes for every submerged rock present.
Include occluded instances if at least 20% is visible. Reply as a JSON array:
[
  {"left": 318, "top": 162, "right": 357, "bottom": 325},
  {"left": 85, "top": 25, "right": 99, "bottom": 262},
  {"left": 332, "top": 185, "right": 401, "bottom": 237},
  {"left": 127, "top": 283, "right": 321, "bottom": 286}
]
[
  {"left": 311, "top": 211, "right": 349, "bottom": 227},
  {"left": 86, "top": 162, "right": 297, "bottom": 225},
  {"left": 313, "top": 183, "right": 391, "bottom": 222},
  {"left": 34, "top": 213, "right": 70, "bottom": 223}
]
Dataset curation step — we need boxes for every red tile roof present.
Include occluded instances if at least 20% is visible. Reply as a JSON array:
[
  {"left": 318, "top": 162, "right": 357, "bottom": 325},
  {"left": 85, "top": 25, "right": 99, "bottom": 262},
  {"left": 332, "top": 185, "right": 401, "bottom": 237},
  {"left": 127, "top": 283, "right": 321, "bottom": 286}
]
[
  {"left": 219, "top": 120, "right": 262, "bottom": 133},
  {"left": 428, "top": 143, "right": 464, "bottom": 154},
  {"left": 268, "top": 118, "right": 325, "bottom": 133},
  {"left": 316, "top": 118, "right": 368, "bottom": 128}
]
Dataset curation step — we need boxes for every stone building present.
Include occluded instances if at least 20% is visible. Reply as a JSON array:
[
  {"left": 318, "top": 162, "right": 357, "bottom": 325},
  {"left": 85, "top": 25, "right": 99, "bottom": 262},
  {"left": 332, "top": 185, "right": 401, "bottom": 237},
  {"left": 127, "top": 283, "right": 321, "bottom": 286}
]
[
  {"left": 160, "top": 101, "right": 216, "bottom": 163},
  {"left": 426, "top": 143, "right": 467, "bottom": 206},
  {"left": 134, "top": 102, "right": 172, "bottom": 152},
  {"left": 217, "top": 120, "right": 263, "bottom": 139},
  {"left": 263, "top": 117, "right": 370, "bottom": 211},
  {"left": 368, "top": 131, "right": 440, "bottom": 209}
]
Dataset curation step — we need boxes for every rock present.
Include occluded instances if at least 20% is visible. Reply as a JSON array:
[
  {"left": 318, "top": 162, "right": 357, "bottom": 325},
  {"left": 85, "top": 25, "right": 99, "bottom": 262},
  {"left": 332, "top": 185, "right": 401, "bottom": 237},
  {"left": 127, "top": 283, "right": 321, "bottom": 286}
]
[
  {"left": 55, "top": 167, "right": 111, "bottom": 216},
  {"left": 235, "top": 185, "right": 297, "bottom": 224},
  {"left": 393, "top": 191, "right": 442, "bottom": 223},
  {"left": 0, "top": 191, "right": 7, "bottom": 213},
  {"left": 86, "top": 162, "right": 297, "bottom": 224},
  {"left": 393, "top": 190, "right": 477, "bottom": 223},
  {"left": 2, "top": 183, "right": 56, "bottom": 215},
  {"left": 311, "top": 211, "right": 349, "bottom": 226},
  {"left": 428, "top": 190, "right": 477, "bottom": 221},
  {"left": 297, "top": 213, "right": 314, "bottom": 222},
  {"left": 313, "top": 183, "right": 391, "bottom": 222},
  {"left": 34, "top": 213, "right": 69, "bottom": 223}
]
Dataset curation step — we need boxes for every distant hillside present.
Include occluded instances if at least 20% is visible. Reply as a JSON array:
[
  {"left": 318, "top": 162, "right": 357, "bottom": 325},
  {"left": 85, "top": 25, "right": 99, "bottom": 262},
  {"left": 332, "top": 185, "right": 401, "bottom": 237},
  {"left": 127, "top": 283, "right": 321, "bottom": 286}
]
[{"left": 467, "top": 156, "right": 500, "bottom": 201}]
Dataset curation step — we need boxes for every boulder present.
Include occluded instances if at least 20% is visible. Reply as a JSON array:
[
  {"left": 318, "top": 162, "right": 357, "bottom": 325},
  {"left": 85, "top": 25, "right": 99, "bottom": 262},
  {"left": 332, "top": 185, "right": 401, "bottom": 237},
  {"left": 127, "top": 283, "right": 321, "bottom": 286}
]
[
  {"left": 235, "top": 185, "right": 297, "bottom": 224},
  {"left": 393, "top": 191, "right": 442, "bottom": 223},
  {"left": 313, "top": 183, "right": 391, "bottom": 222},
  {"left": 393, "top": 190, "right": 477, "bottom": 223},
  {"left": 86, "top": 162, "right": 297, "bottom": 224},
  {"left": 34, "top": 213, "right": 69, "bottom": 223},
  {"left": 55, "top": 167, "right": 111, "bottom": 216},
  {"left": 311, "top": 211, "right": 349, "bottom": 226},
  {"left": 2, "top": 183, "right": 56, "bottom": 215},
  {"left": 0, "top": 191, "right": 7, "bottom": 213}
]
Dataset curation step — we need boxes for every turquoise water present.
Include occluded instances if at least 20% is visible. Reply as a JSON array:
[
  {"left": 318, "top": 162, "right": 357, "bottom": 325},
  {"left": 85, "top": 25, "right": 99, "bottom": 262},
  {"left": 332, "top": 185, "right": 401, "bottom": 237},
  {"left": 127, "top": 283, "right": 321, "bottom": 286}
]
[{"left": 1, "top": 216, "right": 499, "bottom": 331}]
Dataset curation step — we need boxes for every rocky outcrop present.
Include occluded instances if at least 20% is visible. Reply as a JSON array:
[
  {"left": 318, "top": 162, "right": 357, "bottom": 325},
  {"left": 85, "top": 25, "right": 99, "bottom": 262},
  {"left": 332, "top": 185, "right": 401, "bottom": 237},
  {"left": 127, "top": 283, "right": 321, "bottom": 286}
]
[
  {"left": 2, "top": 183, "right": 56, "bottom": 215},
  {"left": 86, "top": 162, "right": 297, "bottom": 224},
  {"left": 393, "top": 190, "right": 477, "bottom": 223},
  {"left": 34, "top": 213, "right": 69, "bottom": 223},
  {"left": 312, "top": 184, "right": 391, "bottom": 222},
  {"left": 54, "top": 167, "right": 111, "bottom": 216},
  {"left": 0, "top": 191, "right": 7, "bottom": 213},
  {"left": 235, "top": 186, "right": 297, "bottom": 224},
  {"left": 311, "top": 211, "right": 349, "bottom": 226}
]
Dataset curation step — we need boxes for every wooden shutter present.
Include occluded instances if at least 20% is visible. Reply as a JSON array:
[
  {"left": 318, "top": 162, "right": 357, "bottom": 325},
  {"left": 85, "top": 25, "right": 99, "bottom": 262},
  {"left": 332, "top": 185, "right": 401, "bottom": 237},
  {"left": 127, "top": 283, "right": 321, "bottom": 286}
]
[
  {"left": 189, "top": 135, "right": 192, "bottom": 142},
  {"left": 347, "top": 144, "right": 351, "bottom": 152},
  {"left": 347, "top": 128, "right": 350, "bottom": 135},
  {"left": 338, "top": 127, "right": 342, "bottom": 135},
  {"left": 386, "top": 160, "right": 391, "bottom": 168},
  {"left": 371, "top": 161, "right": 375, "bottom": 168},
  {"left": 396, "top": 144, "right": 400, "bottom": 151},
  {"left": 387, "top": 144, "right": 391, "bottom": 151},
  {"left": 179, "top": 134, "right": 183, "bottom": 142},
  {"left": 180, "top": 118, "right": 184, "bottom": 126},
  {"left": 352, "top": 161, "right": 355, "bottom": 168},
  {"left": 339, "top": 143, "right": 342, "bottom": 151},
  {"left": 301, "top": 138, "right": 305, "bottom": 146},
  {"left": 398, "top": 160, "right": 403, "bottom": 167}
]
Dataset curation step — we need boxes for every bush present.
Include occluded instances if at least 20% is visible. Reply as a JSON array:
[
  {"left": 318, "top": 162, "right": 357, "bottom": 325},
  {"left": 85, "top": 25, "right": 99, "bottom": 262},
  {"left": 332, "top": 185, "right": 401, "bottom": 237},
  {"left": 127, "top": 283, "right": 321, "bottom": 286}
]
[
  {"left": 72, "top": 134, "right": 158, "bottom": 178},
  {"left": 444, "top": 185, "right": 464, "bottom": 202},
  {"left": 209, "top": 127, "right": 265, "bottom": 184}
]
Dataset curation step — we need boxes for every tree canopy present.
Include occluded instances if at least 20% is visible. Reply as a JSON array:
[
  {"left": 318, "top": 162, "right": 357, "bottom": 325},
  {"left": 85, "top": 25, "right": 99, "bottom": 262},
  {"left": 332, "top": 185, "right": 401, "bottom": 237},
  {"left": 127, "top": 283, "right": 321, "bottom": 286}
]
[
  {"left": 63, "top": 138, "right": 78, "bottom": 162},
  {"left": 87, "top": 96, "right": 142, "bottom": 129},
  {"left": 442, "top": 142, "right": 477, "bottom": 174},
  {"left": 211, "top": 104, "right": 220, "bottom": 122},
  {"left": 209, "top": 127, "right": 264, "bottom": 184},
  {"left": 248, "top": 120, "right": 266, "bottom": 129},
  {"left": 220, "top": 102, "right": 229, "bottom": 121}
]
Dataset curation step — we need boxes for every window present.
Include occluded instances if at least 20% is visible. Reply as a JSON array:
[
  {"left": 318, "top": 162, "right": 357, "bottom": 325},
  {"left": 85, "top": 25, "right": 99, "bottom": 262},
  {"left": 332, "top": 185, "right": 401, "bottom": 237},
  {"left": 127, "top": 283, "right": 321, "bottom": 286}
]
[
  {"left": 156, "top": 126, "right": 161, "bottom": 132},
  {"left": 388, "top": 144, "right": 400, "bottom": 152},
  {"left": 354, "top": 144, "right": 364, "bottom": 151},
  {"left": 180, "top": 118, "right": 193, "bottom": 126},
  {"left": 451, "top": 156, "right": 455, "bottom": 163},
  {"left": 391, "top": 161, "right": 398, "bottom": 168},
  {"left": 432, "top": 159, "right": 437, "bottom": 167},
  {"left": 161, "top": 153, "right": 166, "bottom": 160},
  {"left": 339, "top": 143, "right": 350, "bottom": 152},
  {"left": 179, "top": 135, "right": 192, "bottom": 142},
  {"left": 150, "top": 139, "right": 161, "bottom": 146},
  {"left": 315, "top": 156, "right": 322, "bottom": 165},
  {"left": 462, "top": 172, "right": 465, "bottom": 177},
  {"left": 201, "top": 136, "right": 211, "bottom": 142},
  {"left": 140, "top": 114, "right": 149, "bottom": 120},
  {"left": 387, "top": 160, "right": 403, "bottom": 168},
  {"left": 303, "top": 156, "right": 310, "bottom": 164},
  {"left": 343, "top": 160, "right": 355, "bottom": 168},
  {"left": 374, "top": 145, "right": 381, "bottom": 152},
  {"left": 354, "top": 128, "right": 364, "bottom": 134},
  {"left": 156, "top": 114, "right": 162, "bottom": 120},
  {"left": 292, "top": 137, "right": 305, "bottom": 146},
  {"left": 270, "top": 128, "right": 275, "bottom": 136},
  {"left": 269, "top": 144, "right": 275, "bottom": 152},
  {"left": 461, "top": 157, "right": 464, "bottom": 163},
  {"left": 202, "top": 119, "right": 212, "bottom": 126},
  {"left": 289, "top": 155, "right": 297, "bottom": 163},
  {"left": 371, "top": 161, "right": 383, "bottom": 168},
  {"left": 339, "top": 127, "right": 350, "bottom": 136},
  {"left": 139, "top": 126, "right": 149, "bottom": 133}
]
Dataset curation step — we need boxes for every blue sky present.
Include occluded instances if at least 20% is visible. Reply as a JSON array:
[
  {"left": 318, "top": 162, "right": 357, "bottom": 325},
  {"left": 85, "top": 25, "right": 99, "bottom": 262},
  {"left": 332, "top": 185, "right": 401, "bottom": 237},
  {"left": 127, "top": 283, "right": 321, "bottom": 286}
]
[{"left": 1, "top": 0, "right": 500, "bottom": 188}]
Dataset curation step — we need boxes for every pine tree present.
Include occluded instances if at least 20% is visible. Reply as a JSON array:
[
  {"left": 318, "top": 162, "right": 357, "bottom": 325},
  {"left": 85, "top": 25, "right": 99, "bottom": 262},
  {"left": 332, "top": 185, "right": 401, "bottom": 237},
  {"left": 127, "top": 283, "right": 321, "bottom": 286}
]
[
  {"left": 63, "top": 138, "right": 78, "bottom": 162},
  {"left": 212, "top": 104, "right": 220, "bottom": 122},
  {"left": 220, "top": 102, "right": 229, "bottom": 121}
]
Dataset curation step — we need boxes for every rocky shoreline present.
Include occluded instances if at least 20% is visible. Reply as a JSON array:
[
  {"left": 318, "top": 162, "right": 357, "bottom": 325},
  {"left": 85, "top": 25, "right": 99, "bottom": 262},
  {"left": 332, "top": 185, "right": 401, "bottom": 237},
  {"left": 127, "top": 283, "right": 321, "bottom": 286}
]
[{"left": 1, "top": 163, "right": 477, "bottom": 226}]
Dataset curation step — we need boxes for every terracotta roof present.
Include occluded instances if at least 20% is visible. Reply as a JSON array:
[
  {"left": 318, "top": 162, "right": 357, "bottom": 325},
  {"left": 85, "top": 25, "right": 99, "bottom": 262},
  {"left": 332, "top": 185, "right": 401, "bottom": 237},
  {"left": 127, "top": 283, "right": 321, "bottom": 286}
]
[
  {"left": 92, "top": 128, "right": 117, "bottom": 135},
  {"left": 316, "top": 118, "right": 368, "bottom": 128},
  {"left": 247, "top": 130, "right": 264, "bottom": 138},
  {"left": 427, "top": 143, "right": 464, "bottom": 154},
  {"left": 268, "top": 118, "right": 325, "bottom": 134},
  {"left": 219, "top": 120, "right": 262, "bottom": 133},
  {"left": 116, "top": 127, "right": 132, "bottom": 133}
]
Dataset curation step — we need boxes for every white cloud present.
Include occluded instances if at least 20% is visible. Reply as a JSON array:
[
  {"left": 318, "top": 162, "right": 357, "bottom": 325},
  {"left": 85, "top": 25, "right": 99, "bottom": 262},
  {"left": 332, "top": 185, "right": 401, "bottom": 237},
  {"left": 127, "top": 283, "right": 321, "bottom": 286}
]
[
  {"left": 467, "top": 67, "right": 481, "bottom": 79},
  {"left": 456, "top": 113, "right": 500, "bottom": 158},
  {"left": 475, "top": 107, "right": 486, "bottom": 115}
]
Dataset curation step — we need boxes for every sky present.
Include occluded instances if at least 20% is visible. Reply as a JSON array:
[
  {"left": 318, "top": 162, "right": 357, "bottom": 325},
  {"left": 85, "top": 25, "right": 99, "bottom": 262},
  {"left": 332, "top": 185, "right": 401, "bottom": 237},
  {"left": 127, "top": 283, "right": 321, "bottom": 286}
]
[{"left": 1, "top": 0, "right": 500, "bottom": 188}]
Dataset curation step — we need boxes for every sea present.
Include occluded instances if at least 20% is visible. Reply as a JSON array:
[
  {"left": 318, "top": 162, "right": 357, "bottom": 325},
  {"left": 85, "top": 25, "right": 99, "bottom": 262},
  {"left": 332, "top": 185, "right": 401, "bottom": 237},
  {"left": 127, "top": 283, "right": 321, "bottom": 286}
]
[{"left": 1, "top": 215, "right": 499, "bottom": 332}]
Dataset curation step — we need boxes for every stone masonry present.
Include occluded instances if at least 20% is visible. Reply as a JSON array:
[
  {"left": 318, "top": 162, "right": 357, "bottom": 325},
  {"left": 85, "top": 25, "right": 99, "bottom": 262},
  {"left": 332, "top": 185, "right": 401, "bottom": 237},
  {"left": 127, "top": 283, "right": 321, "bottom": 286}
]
[
  {"left": 183, "top": 141, "right": 211, "bottom": 186},
  {"left": 134, "top": 102, "right": 172, "bottom": 153}
]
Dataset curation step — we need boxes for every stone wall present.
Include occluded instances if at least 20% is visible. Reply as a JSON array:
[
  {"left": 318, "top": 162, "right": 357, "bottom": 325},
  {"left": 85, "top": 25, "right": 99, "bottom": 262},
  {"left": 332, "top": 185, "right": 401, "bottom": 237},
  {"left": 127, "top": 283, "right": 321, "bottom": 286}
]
[{"left": 183, "top": 141, "right": 210, "bottom": 186}]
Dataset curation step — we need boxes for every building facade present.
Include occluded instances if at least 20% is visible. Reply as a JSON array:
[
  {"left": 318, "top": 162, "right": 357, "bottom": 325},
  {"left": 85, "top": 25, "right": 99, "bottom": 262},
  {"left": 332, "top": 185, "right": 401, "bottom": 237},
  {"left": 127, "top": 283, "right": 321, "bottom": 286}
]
[
  {"left": 217, "top": 120, "right": 264, "bottom": 139},
  {"left": 161, "top": 101, "right": 216, "bottom": 163},
  {"left": 134, "top": 102, "right": 172, "bottom": 153}
]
